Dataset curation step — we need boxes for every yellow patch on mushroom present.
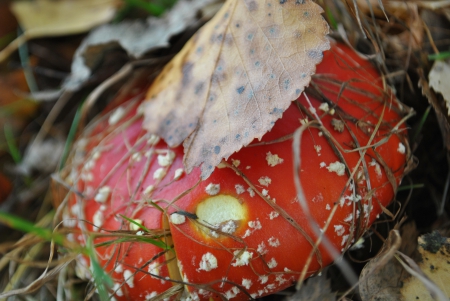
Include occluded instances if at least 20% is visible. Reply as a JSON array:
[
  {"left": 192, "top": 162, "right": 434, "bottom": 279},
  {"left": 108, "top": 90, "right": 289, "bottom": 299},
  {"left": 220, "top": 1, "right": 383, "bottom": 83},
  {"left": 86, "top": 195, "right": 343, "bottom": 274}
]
[{"left": 196, "top": 195, "right": 247, "bottom": 237}]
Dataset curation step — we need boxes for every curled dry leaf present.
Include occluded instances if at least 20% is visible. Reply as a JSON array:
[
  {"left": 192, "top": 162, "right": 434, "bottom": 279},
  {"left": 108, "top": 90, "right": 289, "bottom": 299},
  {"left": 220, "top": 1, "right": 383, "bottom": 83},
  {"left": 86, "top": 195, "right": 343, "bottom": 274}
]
[
  {"left": 143, "top": 0, "right": 330, "bottom": 178},
  {"left": 359, "top": 223, "right": 419, "bottom": 301},
  {"left": 419, "top": 69, "right": 450, "bottom": 150},
  {"left": 284, "top": 272, "right": 335, "bottom": 301},
  {"left": 429, "top": 59, "right": 450, "bottom": 116},
  {"left": 63, "top": 0, "right": 215, "bottom": 91},
  {"left": 16, "top": 139, "right": 65, "bottom": 176}
]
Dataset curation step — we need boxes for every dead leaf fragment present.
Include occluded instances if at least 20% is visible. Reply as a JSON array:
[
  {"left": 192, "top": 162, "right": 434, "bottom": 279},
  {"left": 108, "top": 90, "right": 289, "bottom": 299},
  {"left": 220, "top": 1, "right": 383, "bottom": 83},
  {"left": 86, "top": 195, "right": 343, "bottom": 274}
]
[
  {"left": 285, "top": 273, "right": 336, "bottom": 301},
  {"left": 359, "top": 223, "right": 419, "bottom": 301},
  {"left": 359, "top": 229, "right": 405, "bottom": 301},
  {"left": 0, "top": 0, "right": 118, "bottom": 63},
  {"left": 63, "top": 0, "right": 214, "bottom": 91},
  {"left": 143, "top": 0, "right": 330, "bottom": 179},
  {"left": 16, "top": 139, "right": 65, "bottom": 176},
  {"left": 11, "top": 0, "right": 117, "bottom": 37},
  {"left": 419, "top": 68, "right": 450, "bottom": 150},
  {"left": 400, "top": 233, "right": 450, "bottom": 301},
  {"left": 429, "top": 59, "right": 450, "bottom": 116}
]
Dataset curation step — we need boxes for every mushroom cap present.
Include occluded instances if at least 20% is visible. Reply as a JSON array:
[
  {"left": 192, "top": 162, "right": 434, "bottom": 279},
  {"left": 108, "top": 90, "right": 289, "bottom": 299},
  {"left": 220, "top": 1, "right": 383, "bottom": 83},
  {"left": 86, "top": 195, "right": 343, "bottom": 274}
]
[
  {"left": 63, "top": 99, "right": 184, "bottom": 300},
  {"left": 61, "top": 42, "right": 409, "bottom": 301},
  {"left": 162, "top": 42, "right": 407, "bottom": 300}
]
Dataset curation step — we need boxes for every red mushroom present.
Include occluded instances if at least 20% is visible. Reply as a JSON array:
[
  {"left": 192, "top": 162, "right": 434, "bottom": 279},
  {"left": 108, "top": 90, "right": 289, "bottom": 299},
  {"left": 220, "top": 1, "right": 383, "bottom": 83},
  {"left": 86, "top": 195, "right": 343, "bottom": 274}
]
[{"left": 59, "top": 41, "right": 410, "bottom": 300}]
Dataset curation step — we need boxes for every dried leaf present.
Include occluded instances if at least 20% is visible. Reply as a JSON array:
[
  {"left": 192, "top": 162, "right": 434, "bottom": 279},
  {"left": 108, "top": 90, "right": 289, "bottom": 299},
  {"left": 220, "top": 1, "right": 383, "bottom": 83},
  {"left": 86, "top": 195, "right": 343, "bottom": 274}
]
[
  {"left": 16, "top": 139, "right": 65, "bottom": 176},
  {"left": 11, "top": 0, "right": 118, "bottom": 37},
  {"left": 429, "top": 60, "right": 450, "bottom": 116},
  {"left": 419, "top": 68, "right": 450, "bottom": 150},
  {"left": 359, "top": 223, "right": 419, "bottom": 301},
  {"left": 143, "top": 0, "right": 330, "bottom": 179},
  {"left": 400, "top": 233, "right": 450, "bottom": 301},
  {"left": 0, "top": 0, "right": 118, "bottom": 63},
  {"left": 359, "top": 230, "right": 404, "bottom": 301},
  {"left": 63, "top": 0, "right": 214, "bottom": 91},
  {"left": 285, "top": 273, "right": 336, "bottom": 301}
]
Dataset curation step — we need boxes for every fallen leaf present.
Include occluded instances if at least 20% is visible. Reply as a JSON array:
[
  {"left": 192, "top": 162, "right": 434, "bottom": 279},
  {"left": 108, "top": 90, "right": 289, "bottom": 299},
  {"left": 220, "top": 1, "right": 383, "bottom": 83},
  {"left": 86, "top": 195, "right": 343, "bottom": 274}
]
[
  {"left": 11, "top": 0, "right": 118, "bottom": 37},
  {"left": 63, "top": 0, "right": 214, "bottom": 91},
  {"left": 16, "top": 139, "right": 65, "bottom": 176},
  {"left": 285, "top": 273, "right": 336, "bottom": 301},
  {"left": 0, "top": 0, "right": 118, "bottom": 63},
  {"left": 359, "top": 223, "right": 419, "bottom": 301},
  {"left": 400, "top": 232, "right": 450, "bottom": 300},
  {"left": 429, "top": 59, "right": 450, "bottom": 116},
  {"left": 419, "top": 68, "right": 450, "bottom": 150},
  {"left": 143, "top": 0, "right": 330, "bottom": 179}
]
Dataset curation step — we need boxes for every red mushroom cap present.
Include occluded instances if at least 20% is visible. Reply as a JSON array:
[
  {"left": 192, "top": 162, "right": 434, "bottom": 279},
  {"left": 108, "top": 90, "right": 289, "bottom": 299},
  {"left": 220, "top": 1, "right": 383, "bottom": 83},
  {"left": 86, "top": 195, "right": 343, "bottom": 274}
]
[
  {"left": 63, "top": 99, "right": 184, "bottom": 300},
  {"left": 60, "top": 41, "right": 409, "bottom": 301}
]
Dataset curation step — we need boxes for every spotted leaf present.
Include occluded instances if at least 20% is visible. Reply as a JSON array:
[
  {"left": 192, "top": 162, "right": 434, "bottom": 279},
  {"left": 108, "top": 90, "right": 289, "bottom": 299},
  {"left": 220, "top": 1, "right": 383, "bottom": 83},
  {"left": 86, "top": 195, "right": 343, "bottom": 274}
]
[{"left": 143, "top": 0, "right": 330, "bottom": 179}]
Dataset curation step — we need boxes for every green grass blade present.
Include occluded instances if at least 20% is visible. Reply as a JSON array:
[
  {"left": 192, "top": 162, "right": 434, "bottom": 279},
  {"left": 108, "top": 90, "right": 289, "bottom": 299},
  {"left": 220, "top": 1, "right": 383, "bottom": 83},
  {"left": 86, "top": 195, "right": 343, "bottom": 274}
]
[
  {"left": 119, "top": 214, "right": 152, "bottom": 232},
  {"left": 96, "top": 236, "right": 169, "bottom": 250},
  {"left": 428, "top": 51, "right": 450, "bottom": 61},
  {"left": 136, "top": 236, "right": 170, "bottom": 249},
  {"left": 85, "top": 237, "right": 114, "bottom": 301},
  {"left": 0, "top": 211, "right": 65, "bottom": 245},
  {"left": 397, "top": 183, "right": 425, "bottom": 192},
  {"left": 4, "top": 124, "right": 21, "bottom": 163},
  {"left": 325, "top": 7, "right": 338, "bottom": 30},
  {"left": 0, "top": 32, "right": 15, "bottom": 49},
  {"left": 122, "top": 0, "right": 166, "bottom": 16},
  {"left": 148, "top": 200, "right": 165, "bottom": 212},
  {"left": 59, "top": 103, "right": 82, "bottom": 170},
  {"left": 412, "top": 105, "right": 431, "bottom": 144}
]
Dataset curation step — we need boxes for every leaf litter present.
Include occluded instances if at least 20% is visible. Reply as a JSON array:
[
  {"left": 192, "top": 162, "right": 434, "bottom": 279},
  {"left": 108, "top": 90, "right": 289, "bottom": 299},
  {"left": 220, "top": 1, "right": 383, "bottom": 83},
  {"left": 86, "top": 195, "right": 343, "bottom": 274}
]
[
  {"left": 143, "top": 0, "right": 330, "bottom": 179},
  {"left": 429, "top": 60, "right": 450, "bottom": 116},
  {"left": 359, "top": 223, "right": 418, "bottom": 301},
  {"left": 284, "top": 271, "right": 336, "bottom": 301},
  {"left": 63, "top": 0, "right": 216, "bottom": 91},
  {"left": 0, "top": 0, "right": 119, "bottom": 63}
]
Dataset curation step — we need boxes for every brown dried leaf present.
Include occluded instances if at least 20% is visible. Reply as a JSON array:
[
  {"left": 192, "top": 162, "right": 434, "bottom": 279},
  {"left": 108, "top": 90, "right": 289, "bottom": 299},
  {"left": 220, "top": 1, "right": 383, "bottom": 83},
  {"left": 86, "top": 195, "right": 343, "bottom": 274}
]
[
  {"left": 0, "top": 0, "right": 118, "bottom": 63},
  {"left": 143, "top": 0, "right": 330, "bottom": 178},
  {"left": 10, "top": 0, "right": 118, "bottom": 37},
  {"left": 359, "top": 230, "right": 404, "bottom": 301},
  {"left": 429, "top": 60, "right": 450, "bottom": 117},
  {"left": 419, "top": 69, "right": 450, "bottom": 150},
  {"left": 63, "top": 0, "right": 214, "bottom": 91},
  {"left": 359, "top": 223, "right": 419, "bottom": 301},
  {"left": 285, "top": 273, "right": 336, "bottom": 301}
]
